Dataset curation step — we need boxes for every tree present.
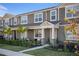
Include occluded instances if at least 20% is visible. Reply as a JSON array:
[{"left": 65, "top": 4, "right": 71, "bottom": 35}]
[
  {"left": 3, "top": 26, "right": 12, "bottom": 40},
  {"left": 64, "top": 9, "right": 78, "bottom": 40},
  {"left": 17, "top": 25, "right": 27, "bottom": 33},
  {"left": 17, "top": 25, "right": 27, "bottom": 39}
]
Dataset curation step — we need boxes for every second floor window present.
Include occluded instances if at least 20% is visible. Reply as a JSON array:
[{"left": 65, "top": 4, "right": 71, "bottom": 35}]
[
  {"left": 13, "top": 18, "right": 18, "bottom": 25},
  {"left": 4, "top": 18, "right": 9, "bottom": 26},
  {"left": 65, "top": 5, "right": 79, "bottom": 18},
  {"left": 34, "top": 13, "right": 43, "bottom": 23},
  {"left": 21, "top": 16, "right": 28, "bottom": 24},
  {"left": 0, "top": 20, "right": 3, "bottom": 26},
  {"left": 50, "top": 10, "right": 57, "bottom": 21}
]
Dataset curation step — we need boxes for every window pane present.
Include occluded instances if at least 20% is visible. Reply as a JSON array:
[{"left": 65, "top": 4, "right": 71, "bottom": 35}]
[
  {"left": 51, "top": 16, "right": 55, "bottom": 20},
  {"left": 51, "top": 11, "right": 55, "bottom": 16},
  {"left": 73, "top": 5, "right": 79, "bottom": 17},
  {"left": 21, "top": 16, "right": 27, "bottom": 24},
  {"left": 34, "top": 13, "right": 43, "bottom": 22},
  {"left": 67, "top": 13, "right": 73, "bottom": 17},
  {"left": 39, "top": 18, "right": 42, "bottom": 21},
  {"left": 35, "top": 29, "right": 42, "bottom": 37},
  {"left": 66, "top": 6, "right": 73, "bottom": 18},
  {"left": 50, "top": 10, "right": 56, "bottom": 21},
  {"left": 35, "top": 18, "right": 38, "bottom": 22},
  {"left": 39, "top": 14, "right": 42, "bottom": 18}
]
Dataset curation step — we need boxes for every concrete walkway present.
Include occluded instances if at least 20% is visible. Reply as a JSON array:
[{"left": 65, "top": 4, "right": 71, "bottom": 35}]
[
  {"left": 0, "top": 48, "right": 33, "bottom": 56},
  {"left": 19, "top": 44, "right": 49, "bottom": 53}
]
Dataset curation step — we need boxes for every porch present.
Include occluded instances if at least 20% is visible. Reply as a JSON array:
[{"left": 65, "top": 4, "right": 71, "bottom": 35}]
[{"left": 3, "top": 21, "right": 59, "bottom": 45}]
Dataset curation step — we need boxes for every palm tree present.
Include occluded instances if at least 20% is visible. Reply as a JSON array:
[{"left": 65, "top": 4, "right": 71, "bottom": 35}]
[
  {"left": 17, "top": 25, "right": 27, "bottom": 39},
  {"left": 3, "top": 26, "right": 12, "bottom": 40}
]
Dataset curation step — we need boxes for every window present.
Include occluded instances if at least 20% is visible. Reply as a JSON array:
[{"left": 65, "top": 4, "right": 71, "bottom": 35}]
[
  {"left": 34, "top": 29, "right": 42, "bottom": 38},
  {"left": 73, "top": 5, "right": 79, "bottom": 17},
  {"left": 4, "top": 18, "right": 9, "bottom": 26},
  {"left": 50, "top": 10, "right": 57, "bottom": 21},
  {"left": 65, "top": 5, "right": 79, "bottom": 18},
  {"left": 13, "top": 18, "right": 18, "bottom": 25},
  {"left": 65, "top": 31, "right": 77, "bottom": 40},
  {"left": 34, "top": 13, "right": 43, "bottom": 23},
  {"left": 21, "top": 16, "right": 28, "bottom": 24},
  {"left": 0, "top": 20, "right": 3, "bottom": 26}
]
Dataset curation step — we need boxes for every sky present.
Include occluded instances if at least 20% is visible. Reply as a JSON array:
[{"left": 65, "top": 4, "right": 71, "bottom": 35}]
[{"left": 0, "top": 3, "right": 60, "bottom": 16}]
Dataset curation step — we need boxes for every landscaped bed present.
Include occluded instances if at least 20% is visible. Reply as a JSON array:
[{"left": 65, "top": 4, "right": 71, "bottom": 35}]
[
  {"left": 24, "top": 46, "right": 76, "bottom": 56},
  {"left": 0, "top": 44, "right": 28, "bottom": 51}
]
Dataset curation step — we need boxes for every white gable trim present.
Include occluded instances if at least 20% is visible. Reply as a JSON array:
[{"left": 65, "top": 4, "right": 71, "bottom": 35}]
[
  {"left": 40, "top": 21, "right": 54, "bottom": 28},
  {"left": 40, "top": 21, "right": 59, "bottom": 28}
]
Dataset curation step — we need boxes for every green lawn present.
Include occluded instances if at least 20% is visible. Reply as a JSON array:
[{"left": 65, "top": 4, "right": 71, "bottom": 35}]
[
  {"left": 0, "top": 44, "right": 28, "bottom": 51},
  {"left": 24, "top": 46, "right": 76, "bottom": 56}
]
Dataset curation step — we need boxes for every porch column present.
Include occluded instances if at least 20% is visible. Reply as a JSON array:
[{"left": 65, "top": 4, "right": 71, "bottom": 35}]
[
  {"left": 52, "top": 28, "right": 55, "bottom": 39},
  {"left": 50, "top": 28, "right": 56, "bottom": 46},
  {"left": 41, "top": 28, "right": 45, "bottom": 45}
]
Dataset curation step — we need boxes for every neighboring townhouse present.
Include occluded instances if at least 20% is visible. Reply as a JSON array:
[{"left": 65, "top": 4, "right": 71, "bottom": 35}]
[{"left": 0, "top": 3, "right": 79, "bottom": 45}]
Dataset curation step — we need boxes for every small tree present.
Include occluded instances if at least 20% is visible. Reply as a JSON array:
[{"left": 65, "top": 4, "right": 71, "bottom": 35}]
[
  {"left": 17, "top": 25, "right": 27, "bottom": 39},
  {"left": 64, "top": 9, "right": 79, "bottom": 41},
  {"left": 3, "top": 27, "right": 12, "bottom": 39}
]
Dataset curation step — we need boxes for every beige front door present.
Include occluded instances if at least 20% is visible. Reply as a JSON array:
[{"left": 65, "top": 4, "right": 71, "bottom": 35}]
[{"left": 45, "top": 28, "right": 50, "bottom": 43}]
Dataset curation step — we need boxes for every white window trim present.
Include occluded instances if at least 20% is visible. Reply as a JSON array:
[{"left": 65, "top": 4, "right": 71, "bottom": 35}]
[
  {"left": 50, "top": 10, "right": 57, "bottom": 21},
  {"left": 4, "top": 18, "right": 9, "bottom": 26},
  {"left": 0, "top": 20, "right": 3, "bottom": 26},
  {"left": 34, "top": 29, "right": 42, "bottom": 39},
  {"left": 58, "top": 8, "right": 59, "bottom": 21},
  {"left": 65, "top": 4, "right": 79, "bottom": 19},
  {"left": 20, "top": 16, "right": 28, "bottom": 24},
  {"left": 13, "top": 18, "right": 18, "bottom": 25},
  {"left": 34, "top": 13, "right": 43, "bottom": 23}
]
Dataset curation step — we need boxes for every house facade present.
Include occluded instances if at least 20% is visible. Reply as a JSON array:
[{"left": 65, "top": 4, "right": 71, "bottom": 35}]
[{"left": 0, "top": 3, "right": 79, "bottom": 45}]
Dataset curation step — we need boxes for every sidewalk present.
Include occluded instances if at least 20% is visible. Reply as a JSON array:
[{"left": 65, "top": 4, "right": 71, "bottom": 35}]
[
  {"left": 0, "top": 48, "right": 33, "bottom": 56},
  {"left": 19, "top": 44, "right": 49, "bottom": 53}
]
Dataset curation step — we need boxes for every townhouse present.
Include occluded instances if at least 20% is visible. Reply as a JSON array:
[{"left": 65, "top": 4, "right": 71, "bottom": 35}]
[{"left": 0, "top": 3, "right": 79, "bottom": 45}]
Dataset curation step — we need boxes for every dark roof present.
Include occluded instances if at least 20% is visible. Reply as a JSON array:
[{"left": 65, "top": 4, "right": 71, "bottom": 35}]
[
  {"left": 2, "top": 13, "right": 15, "bottom": 18},
  {"left": 9, "top": 23, "right": 42, "bottom": 27},
  {"left": 9, "top": 21, "right": 59, "bottom": 27}
]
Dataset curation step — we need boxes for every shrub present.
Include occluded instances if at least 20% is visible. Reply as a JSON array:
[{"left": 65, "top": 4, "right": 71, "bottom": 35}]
[{"left": 0, "top": 39, "right": 41, "bottom": 47}]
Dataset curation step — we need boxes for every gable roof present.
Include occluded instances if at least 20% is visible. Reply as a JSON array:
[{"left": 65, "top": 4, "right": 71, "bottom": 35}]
[
  {"left": 3, "top": 13, "right": 15, "bottom": 18},
  {"left": 40, "top": 21, "right": 55, "bottom": 27}
]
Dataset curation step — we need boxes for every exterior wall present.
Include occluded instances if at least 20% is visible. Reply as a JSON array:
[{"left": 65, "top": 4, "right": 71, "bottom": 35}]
[
  {"left": 58, "top": 7, "right": 65, "bottom": 42},
  {"left": 27, "top": 29, "right": 34, "bottom": 39},
  {"left": 45, "top": 29, "right": 50, "bottom": 39},
  {"left": 28, "top": 14, "right": 34, "bottom": 24},
  {"left": 58, "top": 26, "right": 65, "bottom": 42},
  {"left": 43, "top": 8, "right": 58, "bottom": 22},
  {"left": 44, "top": 29, "right": 50, "bottom": 43},
  {"left": 1, "top": 3, "right": 79, "bottom": 43},
  {"left": 46, "top": 10, "right": 50, "bottom": 21}
]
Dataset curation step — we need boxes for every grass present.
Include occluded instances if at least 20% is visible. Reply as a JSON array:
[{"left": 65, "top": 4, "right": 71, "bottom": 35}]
[
  {"left": 24, "top": 46, "right": 76, "bottom": 56},
  {"left": 0, "top": 44, "right": 28, "bottom": 51}
]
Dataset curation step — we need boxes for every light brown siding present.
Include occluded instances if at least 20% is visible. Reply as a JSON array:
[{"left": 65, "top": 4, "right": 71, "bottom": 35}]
[
  {"left": 43, "top": 11, "right": 46, "bottom": 21},
  {"left": 28, "top": 14, "right": 34, "bottom": 24},
  {"left": 59, "top": 7, "right": 65, "bottom": 23},
  {"left": 47, "top": 10, "right": 50, "bottom": 21},
  {"left": 58, "top": 7, "right": 65, "bottom": 42},
  {"left": 27, "top": 29, "right": 34, "bottom": 39}
]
